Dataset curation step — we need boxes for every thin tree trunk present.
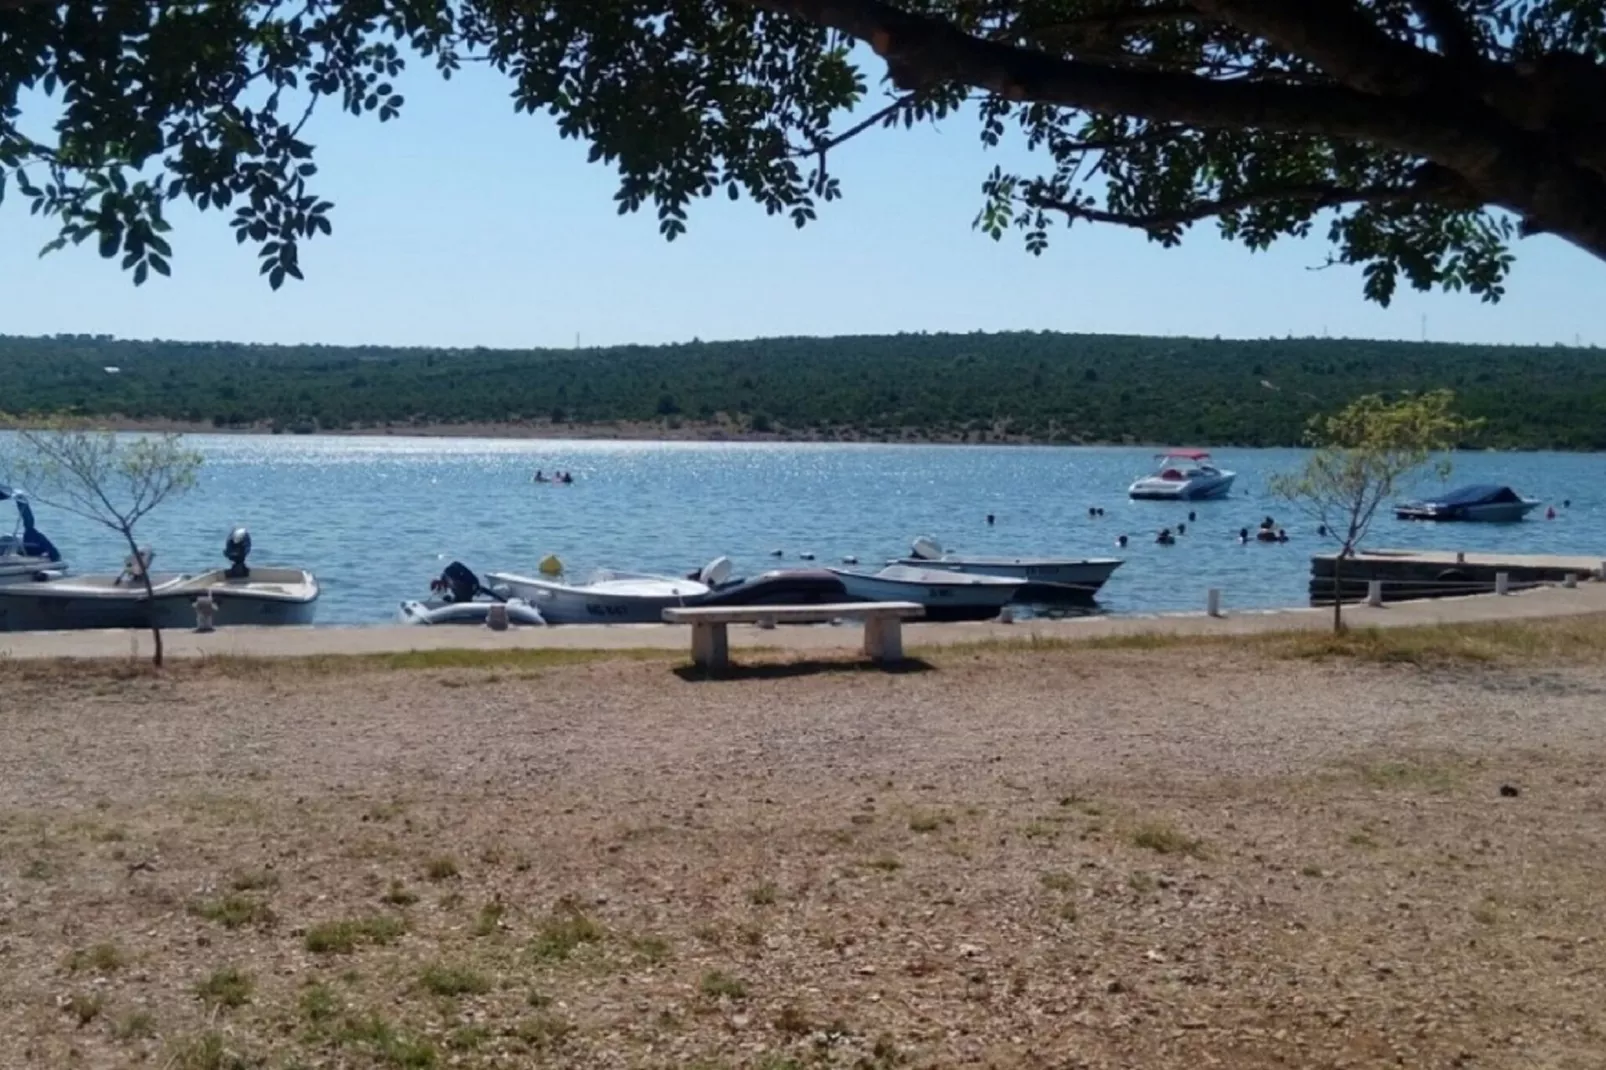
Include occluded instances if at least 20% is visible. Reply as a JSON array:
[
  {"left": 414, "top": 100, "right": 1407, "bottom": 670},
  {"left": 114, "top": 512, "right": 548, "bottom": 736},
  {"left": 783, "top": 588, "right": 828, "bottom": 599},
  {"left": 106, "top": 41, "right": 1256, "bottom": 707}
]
[
  {"left": 121, "top": 528, "right": 163, "bottom": 668},
  {"left": 1332, "top": 549, "right": 1345, "bottom": 633}
]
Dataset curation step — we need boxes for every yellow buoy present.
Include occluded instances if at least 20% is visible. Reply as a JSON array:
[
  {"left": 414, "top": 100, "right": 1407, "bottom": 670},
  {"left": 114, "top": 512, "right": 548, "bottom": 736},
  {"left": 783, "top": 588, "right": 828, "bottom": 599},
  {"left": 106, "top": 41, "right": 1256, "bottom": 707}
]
[{"left": 538, "top": 554, "right": 563, "bottom": 577}]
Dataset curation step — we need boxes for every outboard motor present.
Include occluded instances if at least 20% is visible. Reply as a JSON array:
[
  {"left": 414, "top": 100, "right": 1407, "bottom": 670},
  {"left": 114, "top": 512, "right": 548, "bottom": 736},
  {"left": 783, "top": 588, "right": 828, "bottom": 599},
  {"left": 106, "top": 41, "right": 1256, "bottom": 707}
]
[
  {"left": 223, "top": 527, "right": 252, "bottom": 579},
  {"left": 11, "top": 492, "right": 62, "bottom": 563},
  {"left": 441, "top": 561, "right": 482, "bottom": 604}
]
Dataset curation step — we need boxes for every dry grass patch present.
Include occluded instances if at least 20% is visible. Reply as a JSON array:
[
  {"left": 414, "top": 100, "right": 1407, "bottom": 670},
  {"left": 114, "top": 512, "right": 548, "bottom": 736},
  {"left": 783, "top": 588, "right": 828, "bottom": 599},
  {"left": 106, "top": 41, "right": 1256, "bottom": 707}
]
[
  {"left": 1128, "top": 820, "right": 1208, "bottom": 858},
  {"left": 382, "top": 880, "right": 419, "bottom": 906},
  {"left": 227, "top": 868, "right": 279, "bottom": 892},
  {"left": 907, "top": 809, "right": 954, "bottom": 833},
  {"left": 65, "top": 941, "right": 126, "bottom": 974},
  {"left": 1351, "top": 757, "right": 1462, "bottom": 792},
  {"left": 417, "top": 961, "right": 492, "bottom": 997},
  {"left": 304, "top": 914, "right": 407, "bottom": 954},
  {"left": 529, "top": 905, "right": 605, "bottom": 962},
  {"left": 112, "top": 1009, "right": 157, "bottom": 1040},
  {"left": 330, "top": 1011, "right": 439, "bottom": 1067},
  {"left": 190, "top": 892, "right": 275, "bottom": 930},
  {"left": 422, "top": 855, "right": 459, "bottom": 881},
  {"left": 700, "top": 969, "right": 749, "bottom": 1000},
  {"left": 166, "top": 1030, "right": 248, "bottom": 1070},
  {"left": 63, "top": 992, "right": 105, "bottom": 1026},
  {"left": 195, "top": 966, "right": 252, "bottom": 1010},
  {"left": 1264, "top": 614, "right": 1606, "bottom": 664}
]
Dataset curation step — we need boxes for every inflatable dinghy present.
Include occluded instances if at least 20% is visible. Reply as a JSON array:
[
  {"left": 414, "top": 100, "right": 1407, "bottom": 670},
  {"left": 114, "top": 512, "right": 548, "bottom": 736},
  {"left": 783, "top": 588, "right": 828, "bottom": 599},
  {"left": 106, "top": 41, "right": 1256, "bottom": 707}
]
[{"left": 399, "top": 598, "right": 547, "bottom": 627}]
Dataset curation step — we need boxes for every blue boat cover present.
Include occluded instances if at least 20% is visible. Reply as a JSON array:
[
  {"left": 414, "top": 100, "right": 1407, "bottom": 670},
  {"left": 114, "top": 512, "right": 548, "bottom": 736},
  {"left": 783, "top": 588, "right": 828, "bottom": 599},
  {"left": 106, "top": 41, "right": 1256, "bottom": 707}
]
[{"left": 1429, "top": 484, "right": 1523, "bottom": 506}]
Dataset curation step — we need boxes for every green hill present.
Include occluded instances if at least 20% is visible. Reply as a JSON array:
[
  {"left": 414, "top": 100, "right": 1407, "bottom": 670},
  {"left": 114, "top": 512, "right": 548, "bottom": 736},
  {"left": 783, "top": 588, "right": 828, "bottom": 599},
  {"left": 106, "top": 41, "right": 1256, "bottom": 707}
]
[{"left": 3, "top": 331, "right": 1603, "bottom": 449}]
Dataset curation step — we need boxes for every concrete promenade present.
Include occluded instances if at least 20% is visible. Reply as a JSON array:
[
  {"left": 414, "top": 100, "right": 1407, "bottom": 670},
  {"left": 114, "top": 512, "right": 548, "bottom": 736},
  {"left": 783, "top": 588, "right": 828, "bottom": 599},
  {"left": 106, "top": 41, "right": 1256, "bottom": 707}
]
[{"left": 3, "top": 582, "right": 1605, "bottom": 662}]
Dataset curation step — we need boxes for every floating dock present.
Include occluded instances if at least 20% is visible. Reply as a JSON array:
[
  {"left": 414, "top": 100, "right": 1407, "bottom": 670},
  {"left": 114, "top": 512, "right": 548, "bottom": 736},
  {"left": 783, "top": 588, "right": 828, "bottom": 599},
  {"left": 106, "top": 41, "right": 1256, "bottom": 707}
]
[{"left": 1309, "top": 548, "right": 1604, "bottom": 605}]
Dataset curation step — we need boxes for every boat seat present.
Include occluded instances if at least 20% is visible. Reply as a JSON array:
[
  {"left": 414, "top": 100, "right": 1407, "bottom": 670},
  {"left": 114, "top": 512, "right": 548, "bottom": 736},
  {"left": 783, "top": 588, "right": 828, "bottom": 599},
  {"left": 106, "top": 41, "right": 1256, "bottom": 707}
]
[
  {"left": 662, "top": 601, "right": 924, "bottom": 672},
  {"left": 118, "top": 548, "right": 155, "bottom": 585}
]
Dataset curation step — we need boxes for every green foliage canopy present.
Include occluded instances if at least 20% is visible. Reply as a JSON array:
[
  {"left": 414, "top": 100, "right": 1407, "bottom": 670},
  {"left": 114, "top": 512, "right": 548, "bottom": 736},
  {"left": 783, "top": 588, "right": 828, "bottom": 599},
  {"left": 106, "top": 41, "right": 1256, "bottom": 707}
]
[{"left": 6, "top": 1, "right": 1606, "bottom": 299}]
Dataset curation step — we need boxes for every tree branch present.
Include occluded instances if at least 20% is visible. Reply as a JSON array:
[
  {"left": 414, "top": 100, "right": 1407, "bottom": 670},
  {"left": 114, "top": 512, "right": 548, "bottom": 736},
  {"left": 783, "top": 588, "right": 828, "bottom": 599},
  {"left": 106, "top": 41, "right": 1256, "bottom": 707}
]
[
  {"left": 1185, "top": 0, "right": 1442, "bottom": 96},
  {"left": 1409, "top": 0, "right": 1480, "bottom": 63},
  {"left": 997, "top": 3, "right": 1212, "bottom": 48},
  {"left": 799, "top": 91, "right": 920, "bottom": 159},
  {"left": 1027, "top": 167, "right": 1479, "bottom": 235},
  {"left": 742, "top": 0, "right": 1464, "bottom": 154}
]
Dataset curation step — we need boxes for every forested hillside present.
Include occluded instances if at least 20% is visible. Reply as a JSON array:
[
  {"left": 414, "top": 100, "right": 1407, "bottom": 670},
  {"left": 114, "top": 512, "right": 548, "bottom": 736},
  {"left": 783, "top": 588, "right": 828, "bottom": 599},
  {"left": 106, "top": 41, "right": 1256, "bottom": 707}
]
[{"left": 4, "top": 332, "right": 1604, "bottom": 449}]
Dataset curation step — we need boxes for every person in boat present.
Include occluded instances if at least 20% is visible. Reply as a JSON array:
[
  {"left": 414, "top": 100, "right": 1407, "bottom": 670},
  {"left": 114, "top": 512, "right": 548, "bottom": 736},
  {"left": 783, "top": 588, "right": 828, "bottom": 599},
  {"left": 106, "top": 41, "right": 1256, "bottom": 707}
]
[{"left": 1156, "top": 528, "right": 1175, "bottom": 546}]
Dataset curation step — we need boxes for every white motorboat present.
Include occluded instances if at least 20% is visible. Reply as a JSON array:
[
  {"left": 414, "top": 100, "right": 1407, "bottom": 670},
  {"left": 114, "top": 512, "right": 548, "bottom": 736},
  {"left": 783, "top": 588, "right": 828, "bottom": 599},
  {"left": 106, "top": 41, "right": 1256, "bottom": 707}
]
[
  {"left": 1394, "top": 484, "right": 1541, "bottom": 522},
  {"left": 0, "top": 527, "right": 319, "bottom": 632},
  {"left": 486, "top": 558, "right": 719, "bottom": 625},
  {"left": 0, "top": 486, "right": 67, "bottom": 582},
  {"left": 828, "top": 564, "right": 1022, "bottom": 622},
  {"left": 891, "top": 536, "right": 1123, "bottom": 599},
  {"left": 1128, "top": 449, "right": 1236, "bottom": 501}
]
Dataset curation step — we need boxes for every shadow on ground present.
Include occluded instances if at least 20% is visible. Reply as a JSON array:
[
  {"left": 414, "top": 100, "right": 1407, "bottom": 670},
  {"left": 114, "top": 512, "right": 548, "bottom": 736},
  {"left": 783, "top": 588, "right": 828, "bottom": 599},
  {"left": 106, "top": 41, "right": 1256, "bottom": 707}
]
[{"left": 672, "top": 657, "right": 937, "bottom": 682}]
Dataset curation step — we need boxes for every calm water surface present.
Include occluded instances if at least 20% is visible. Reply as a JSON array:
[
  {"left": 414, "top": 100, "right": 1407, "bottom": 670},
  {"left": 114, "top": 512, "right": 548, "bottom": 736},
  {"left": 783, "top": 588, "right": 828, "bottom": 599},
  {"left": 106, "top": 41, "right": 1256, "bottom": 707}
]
[{"left": 8, "top": 435, "right": 1602, "bottom": 624}]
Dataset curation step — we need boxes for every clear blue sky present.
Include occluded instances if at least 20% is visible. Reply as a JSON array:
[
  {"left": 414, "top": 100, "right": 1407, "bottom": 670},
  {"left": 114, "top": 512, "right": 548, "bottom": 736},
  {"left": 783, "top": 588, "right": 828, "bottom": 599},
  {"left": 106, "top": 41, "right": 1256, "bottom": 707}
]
[{"left": 3, "top": 58, "right": 1604, "bottom": 350}]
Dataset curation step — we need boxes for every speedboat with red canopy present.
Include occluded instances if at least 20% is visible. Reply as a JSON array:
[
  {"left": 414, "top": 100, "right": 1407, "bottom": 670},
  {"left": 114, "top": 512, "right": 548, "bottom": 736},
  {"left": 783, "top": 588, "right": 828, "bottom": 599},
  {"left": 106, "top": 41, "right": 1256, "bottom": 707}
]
[{"left": 1127, "top": 450, "right": 1236, "bottom": 501}]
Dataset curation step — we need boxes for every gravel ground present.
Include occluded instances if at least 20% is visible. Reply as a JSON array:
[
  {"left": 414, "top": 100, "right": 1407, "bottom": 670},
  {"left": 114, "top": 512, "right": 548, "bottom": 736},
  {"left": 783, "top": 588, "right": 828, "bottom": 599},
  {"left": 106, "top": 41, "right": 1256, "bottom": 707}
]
[{"left": 2, "top": 643, "right": 1605, "bottom": 1069}]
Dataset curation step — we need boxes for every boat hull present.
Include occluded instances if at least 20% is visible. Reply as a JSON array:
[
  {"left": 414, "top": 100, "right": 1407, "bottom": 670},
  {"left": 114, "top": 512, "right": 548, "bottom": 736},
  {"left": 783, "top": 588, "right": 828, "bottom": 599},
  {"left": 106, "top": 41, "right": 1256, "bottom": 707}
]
[
  {"left": 697, "top": 570, "right": 848, "bottom": 608},
  {"left": 831, "top": 570, "right": 1020, "bottom": 622},
  {"left": 489, "top": 572, "right": 708, "bottom": 625},
  {"left": 0, "top": 580, "right": 319, "bottom": 632},
  {"left": 889, "top": 557, "right": 1121, "bottom": 599},
  {"left": 399, "top": 599, "right": 547, "bottom": 626},
  {"left": 1128, "top": 472, "right": 1236, "bottom": 501},
  {"left": 1395, "top": 501, "right": 1539, "bottom": 522}
]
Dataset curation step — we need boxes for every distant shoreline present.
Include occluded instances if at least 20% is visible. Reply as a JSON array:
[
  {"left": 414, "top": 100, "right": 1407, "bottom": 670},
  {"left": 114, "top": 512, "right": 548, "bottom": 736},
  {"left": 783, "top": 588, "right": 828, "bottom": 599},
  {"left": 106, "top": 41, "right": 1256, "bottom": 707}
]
[
  {"left": 37, "top": 418, "right": 1563, "bottom": 452},
  {"left": 65, "top": 417, "right": 1132, "bottom": 448}
]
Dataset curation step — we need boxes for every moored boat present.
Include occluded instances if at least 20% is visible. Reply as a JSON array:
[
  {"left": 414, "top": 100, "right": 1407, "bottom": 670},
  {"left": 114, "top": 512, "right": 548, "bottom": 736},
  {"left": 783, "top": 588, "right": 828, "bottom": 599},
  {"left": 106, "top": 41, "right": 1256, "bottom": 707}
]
[
  {"left": 1128, "top": 450, "right": 1236, "bottom": 501},
  {"left": 891, "top": 537, "right": 1122, "bottom": 599},
  {"left": 827, "top": 564, "right": 1022, "bottom": 622},
  {"left": 0, "top": 528, "right": 319, "bottom": 632},
  {"left": 1394, "top": 484, "right": 1540, "bottom": 522},
  {"left": 487, "top": 562, "right": 713, "bottom": 624}
]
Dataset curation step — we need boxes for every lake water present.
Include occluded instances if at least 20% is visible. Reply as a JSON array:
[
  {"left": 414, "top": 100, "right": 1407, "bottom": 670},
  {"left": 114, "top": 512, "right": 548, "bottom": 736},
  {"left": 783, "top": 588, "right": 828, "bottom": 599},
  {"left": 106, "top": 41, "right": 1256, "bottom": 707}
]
[{"left": 5, "top": 435, "right": 1601, "bottom": 625}]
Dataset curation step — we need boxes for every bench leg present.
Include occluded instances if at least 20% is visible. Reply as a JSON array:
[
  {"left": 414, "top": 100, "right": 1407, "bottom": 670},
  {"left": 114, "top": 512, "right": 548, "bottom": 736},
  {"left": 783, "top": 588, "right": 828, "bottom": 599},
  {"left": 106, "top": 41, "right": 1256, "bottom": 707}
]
[
  {"left": 691, "top": 621, "right": 729, "bottom": 670},
  {"left": 863, "top": 617, "right": 904, "bottom": 663}
]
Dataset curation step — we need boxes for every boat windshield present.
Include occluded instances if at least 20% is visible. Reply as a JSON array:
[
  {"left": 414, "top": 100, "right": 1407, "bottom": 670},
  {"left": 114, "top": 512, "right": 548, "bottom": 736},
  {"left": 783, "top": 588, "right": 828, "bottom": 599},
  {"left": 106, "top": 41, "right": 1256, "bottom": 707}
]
[{"left": 1150, "top": 454, "right": 1218, "bottom": 480}]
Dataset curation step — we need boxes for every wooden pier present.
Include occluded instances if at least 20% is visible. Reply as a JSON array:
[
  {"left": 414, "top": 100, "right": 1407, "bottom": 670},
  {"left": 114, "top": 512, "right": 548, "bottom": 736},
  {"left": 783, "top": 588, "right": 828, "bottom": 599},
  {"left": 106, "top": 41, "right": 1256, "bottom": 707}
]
[{"left": 1309, "top": 548, "right": 1604, "bottom": 605}]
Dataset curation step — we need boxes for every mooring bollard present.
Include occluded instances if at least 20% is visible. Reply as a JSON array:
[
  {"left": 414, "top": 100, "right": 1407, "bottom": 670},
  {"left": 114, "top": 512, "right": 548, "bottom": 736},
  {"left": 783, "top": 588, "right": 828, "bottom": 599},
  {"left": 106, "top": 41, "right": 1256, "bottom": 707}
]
[
  {"left": 193, "top": 593, "right": 217, "bottom": 633},
  {"left": 1206, "top": 588, "right": 1222, "bottom": 617},
  {"left": 1563, "top": 573, "right": 1578, "bottom": 589},
  {"left": 485, "top": 602, "right": 510, "bottom": 631},
  {"left": 1495, "top": 571, "right": 1510, "bottom": 595},
  {"left": 1456, "top": 551, "right": 1466, "bottom": 564},
  {"left": 1367, "top": 579, "right": 1383, "bottom": 607}
]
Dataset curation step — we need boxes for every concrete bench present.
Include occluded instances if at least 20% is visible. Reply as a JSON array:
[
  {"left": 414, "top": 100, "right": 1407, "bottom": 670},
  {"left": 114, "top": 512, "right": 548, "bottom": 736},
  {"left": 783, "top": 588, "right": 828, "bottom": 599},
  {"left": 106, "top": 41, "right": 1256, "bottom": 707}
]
[{"left": 662, "top": 601, "right": 925, "bottom": 671}]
